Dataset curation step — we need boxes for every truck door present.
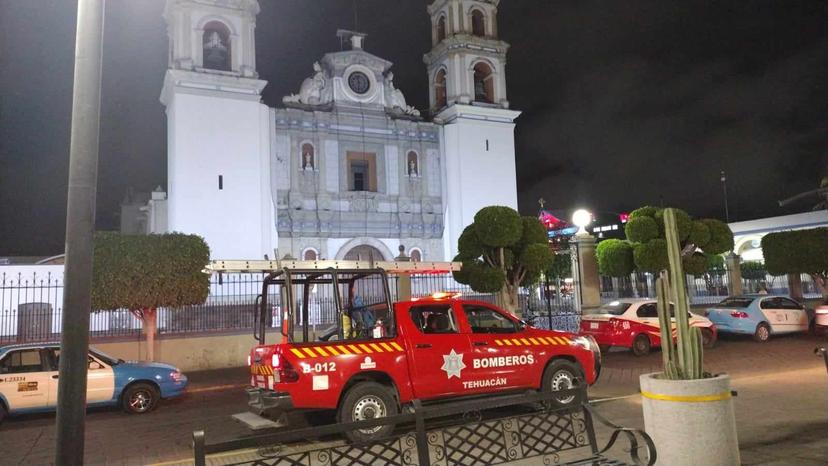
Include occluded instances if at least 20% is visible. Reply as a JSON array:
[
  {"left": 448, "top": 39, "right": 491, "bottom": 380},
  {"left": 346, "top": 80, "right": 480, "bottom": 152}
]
[
  {"left": 404, "top": 303, "right": 472, "bottom": 400},
  {"left": 461, "top": 304, "right": 534, "bottom": 390}
]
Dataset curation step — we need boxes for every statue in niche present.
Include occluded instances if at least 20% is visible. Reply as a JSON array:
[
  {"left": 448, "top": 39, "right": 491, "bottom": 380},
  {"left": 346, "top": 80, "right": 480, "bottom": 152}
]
[
  {"left": 408, "top": 158, "right": 418, "bottom": 177},
  {"left": 385, "top": 72, "right": 420, "bottom": 116},
  {"left": 302, "top": 145, "right": 314, "bottom": 170},
  {"left": 283, "top": 62, "right": 332, "bottom": 105}
]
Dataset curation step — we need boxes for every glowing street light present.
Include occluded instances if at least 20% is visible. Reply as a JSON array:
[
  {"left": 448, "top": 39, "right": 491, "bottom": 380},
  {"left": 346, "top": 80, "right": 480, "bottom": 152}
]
[{"left": 572, "top": 209, "right": 593, "bottom": 236}]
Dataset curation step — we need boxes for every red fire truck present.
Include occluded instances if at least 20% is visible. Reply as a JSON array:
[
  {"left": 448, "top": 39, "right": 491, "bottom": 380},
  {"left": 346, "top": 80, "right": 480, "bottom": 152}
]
[{"left": 208, "top": 260, "right": 601, "bottom": 442}]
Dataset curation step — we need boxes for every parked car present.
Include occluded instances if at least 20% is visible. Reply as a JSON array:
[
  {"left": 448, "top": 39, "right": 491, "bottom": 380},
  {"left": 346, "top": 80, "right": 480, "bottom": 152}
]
[
  {"left": 0, "top": 343, "right": 187, "bottom": 423},
  {"left": 813, "top": 304, "right": 828, "bottom": 336},
  {"left": 579, "top": 299, "right": 717, "bottom": 356},
  {"left": 704, "top": 295, "right": 810, "bottom": 342}
]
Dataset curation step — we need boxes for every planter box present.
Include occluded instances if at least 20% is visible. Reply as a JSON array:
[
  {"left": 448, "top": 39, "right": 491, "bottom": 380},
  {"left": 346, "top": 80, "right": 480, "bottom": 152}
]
[{"left": 640, "top": 372, "right": 740, "bottom": 466}]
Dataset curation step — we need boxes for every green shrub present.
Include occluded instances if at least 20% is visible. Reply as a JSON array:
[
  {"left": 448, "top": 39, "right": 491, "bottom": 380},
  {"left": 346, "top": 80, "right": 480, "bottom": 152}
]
[{"left": 596, "top": 239, "right": 635, "bottom": 277}]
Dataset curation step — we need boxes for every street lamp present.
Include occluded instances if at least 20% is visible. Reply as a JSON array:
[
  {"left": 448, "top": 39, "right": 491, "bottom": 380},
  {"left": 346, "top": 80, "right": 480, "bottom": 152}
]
[{"left": 572, "top": 209, "right": 592, "bottom": 236}]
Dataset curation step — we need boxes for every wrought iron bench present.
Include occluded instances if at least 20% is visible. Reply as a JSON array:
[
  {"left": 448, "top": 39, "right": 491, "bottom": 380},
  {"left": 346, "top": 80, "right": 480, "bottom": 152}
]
[{"left": 193, "top": 387, "right": 655, "bottom": 466}]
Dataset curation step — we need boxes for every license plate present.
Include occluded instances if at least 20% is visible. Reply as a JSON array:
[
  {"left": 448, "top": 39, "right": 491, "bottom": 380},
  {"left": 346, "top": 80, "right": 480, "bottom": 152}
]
[{"left": 590, "top": 322, "right": 599, "bottom": 329}]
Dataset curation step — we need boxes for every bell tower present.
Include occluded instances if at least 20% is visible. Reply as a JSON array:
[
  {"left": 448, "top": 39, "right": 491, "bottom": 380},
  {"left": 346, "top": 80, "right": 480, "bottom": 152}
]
[
  {"left": 160, "top": 0, "right": 276, "bottom": 259},
  {"left": 424, "top": 0, "right": 521, "bottom": 260}
]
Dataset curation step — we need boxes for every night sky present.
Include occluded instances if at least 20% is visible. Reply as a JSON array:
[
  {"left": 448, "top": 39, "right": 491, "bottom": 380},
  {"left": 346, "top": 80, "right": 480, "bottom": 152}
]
[{"left": 1, "top": 0, "right": 826, "bottom": 256}]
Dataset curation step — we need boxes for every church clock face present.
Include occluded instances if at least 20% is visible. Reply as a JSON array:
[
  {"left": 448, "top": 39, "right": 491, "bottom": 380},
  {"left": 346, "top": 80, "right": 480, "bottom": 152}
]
[{"left": 348, "top": 71, "right": 371, "bottom": 94}]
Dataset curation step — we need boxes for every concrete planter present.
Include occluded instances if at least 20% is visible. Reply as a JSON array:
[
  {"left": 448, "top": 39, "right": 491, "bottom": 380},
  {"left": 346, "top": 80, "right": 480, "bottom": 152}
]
[{"left": 640, "top": 372, "right": 739, "bottom": 466}]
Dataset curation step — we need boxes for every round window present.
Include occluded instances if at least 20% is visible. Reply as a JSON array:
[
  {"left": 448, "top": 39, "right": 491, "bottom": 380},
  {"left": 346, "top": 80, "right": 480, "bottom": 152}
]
[{"left": 348, "top": 71, "right": 371, "bottom": 95}]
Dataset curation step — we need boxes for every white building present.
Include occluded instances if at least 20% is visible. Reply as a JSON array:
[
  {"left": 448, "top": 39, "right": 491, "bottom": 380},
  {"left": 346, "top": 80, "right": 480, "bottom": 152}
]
[
  {"left": 153, "top": 0, "right": 520, "bottom": 261},
  {"left": 730, "top": 210, "right": 828, "bottom": 262}
]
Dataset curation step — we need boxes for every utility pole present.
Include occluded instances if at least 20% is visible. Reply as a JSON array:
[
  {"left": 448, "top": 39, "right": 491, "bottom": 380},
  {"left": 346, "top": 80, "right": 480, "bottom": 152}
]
[
  {"left": 720, "top": 170, "right": 730, "bottom": 223},
  {"left": 55, "top": 1, "right": 105, "bottom": 464}
]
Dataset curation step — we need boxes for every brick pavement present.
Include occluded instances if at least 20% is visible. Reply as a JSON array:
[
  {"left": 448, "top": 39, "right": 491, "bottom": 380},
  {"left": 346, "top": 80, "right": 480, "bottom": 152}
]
[{"left": 0, "top": 334, "right": 825, "bottom": 465}]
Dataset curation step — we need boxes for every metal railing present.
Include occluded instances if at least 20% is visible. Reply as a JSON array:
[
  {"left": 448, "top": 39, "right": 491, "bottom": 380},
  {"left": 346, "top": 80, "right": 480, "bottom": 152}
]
[{"left": 192, "top": 387, "right": 655, "bottom": 466}]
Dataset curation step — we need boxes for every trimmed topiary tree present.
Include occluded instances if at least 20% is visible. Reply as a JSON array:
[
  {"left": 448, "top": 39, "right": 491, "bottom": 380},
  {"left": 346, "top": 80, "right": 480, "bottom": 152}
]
[
  {"left": 92, "top": 232, "right": 211, "bottom": 360},
  {"left": 596, "top": 239, "right": 635, "bottom": 277},
  {"left": 762, "top": 228, "right": 828, "bottom": 303},
  {"left": 453, "top": 206, "right": 553, "bottom": 314},
  {"left": 740, "top": 261, "right": 767, "bottom": 281},
  {"left": 624, "top": 206, "right": 734, "bottom": 273}
]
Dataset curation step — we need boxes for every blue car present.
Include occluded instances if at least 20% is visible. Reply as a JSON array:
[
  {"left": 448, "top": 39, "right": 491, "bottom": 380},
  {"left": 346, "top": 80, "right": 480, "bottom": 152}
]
[
  {"left": 0, "top": 342, "right": 187, "bottom": 423},
  {"left": 704, "top": 295, "right": 810, "bottom": 342}
]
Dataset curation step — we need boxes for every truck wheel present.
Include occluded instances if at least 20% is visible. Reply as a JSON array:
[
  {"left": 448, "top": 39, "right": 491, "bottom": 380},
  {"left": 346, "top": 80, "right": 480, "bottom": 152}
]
[
  {"left": 753, "top": 323, "right": 770, "bottom": 342},
  {"left": 632, "top": 334, "right": 651, "bottom": 356},
  {"left": 541, "top": 359, "right": 584, "bottom": 408},
  {"left": 701, "top": 328, "right": 717, "bottom": 348},
  {"left": 338, "top": 382, "right": 398, "bottom": 443},
  {"left": 122, "top": 382, "right": 159, "bottom": 414}
]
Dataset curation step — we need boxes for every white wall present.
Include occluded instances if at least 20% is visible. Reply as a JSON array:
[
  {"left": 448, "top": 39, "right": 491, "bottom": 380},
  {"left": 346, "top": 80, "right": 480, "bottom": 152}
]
[
  {"left": 439, "top": 104, "right": 521, "bottom": 259},
  {"left": 165, "top": 76, "right": 276, "bottom": 260}
]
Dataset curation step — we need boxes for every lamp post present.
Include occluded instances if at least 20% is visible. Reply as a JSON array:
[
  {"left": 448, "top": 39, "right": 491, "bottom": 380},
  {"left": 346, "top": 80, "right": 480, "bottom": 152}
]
[
  {"left": 721, "top": 171, "right": 730, "bottom": 223},
  {"left": 55, "top": 1, "right": 105, "bottom": 464}
]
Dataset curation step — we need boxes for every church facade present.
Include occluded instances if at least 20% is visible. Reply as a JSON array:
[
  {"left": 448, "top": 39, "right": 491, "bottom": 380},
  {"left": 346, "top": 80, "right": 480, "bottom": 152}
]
[{"left": 157, "top": 0, "right": 520, "bottom": 261}]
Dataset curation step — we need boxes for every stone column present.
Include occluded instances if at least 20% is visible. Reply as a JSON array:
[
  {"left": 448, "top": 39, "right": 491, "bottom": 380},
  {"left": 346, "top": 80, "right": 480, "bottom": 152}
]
[
  {"left": 570, "top": 234, "right": 602, "bottom": 313},
  {"left": 725, "top": 253, "right": 743, "bottom": 296},
  {"left": 395, "top": 245, "right": 411, "bottom": 301}
]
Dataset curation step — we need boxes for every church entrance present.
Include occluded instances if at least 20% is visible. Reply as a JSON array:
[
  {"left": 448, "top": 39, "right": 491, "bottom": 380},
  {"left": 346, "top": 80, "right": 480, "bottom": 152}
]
[{"left": 343, "top": 245, "right": 384, "bottom": 261}]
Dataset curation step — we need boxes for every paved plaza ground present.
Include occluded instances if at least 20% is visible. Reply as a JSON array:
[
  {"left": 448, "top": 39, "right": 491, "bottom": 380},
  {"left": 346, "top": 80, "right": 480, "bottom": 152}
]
[{"left": 0, "top": 333, "right": 825, "bottom": 465}]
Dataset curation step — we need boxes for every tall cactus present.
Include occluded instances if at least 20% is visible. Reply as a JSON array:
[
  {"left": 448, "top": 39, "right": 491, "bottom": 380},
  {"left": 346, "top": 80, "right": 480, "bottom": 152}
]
[{"left": 655, "top": 208, "right": 704, "bottom": 380}]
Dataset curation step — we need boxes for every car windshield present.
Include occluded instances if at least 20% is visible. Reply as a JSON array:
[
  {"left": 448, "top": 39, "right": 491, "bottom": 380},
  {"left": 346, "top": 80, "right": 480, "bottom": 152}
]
[
  {"left": 586, "top": 301, "right": 632, "bottom": 316},
  {"left": 713, "top": 297, "right": 754, "bottom": 308},
  {"left": 91, "top": 348, "right": 122, "bottom": 365}
]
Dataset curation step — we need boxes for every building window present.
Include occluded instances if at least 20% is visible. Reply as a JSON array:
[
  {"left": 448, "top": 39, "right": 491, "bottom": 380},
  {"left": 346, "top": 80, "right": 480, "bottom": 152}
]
[
  {"left": 473, "top": 62, "right": 495, "bottom": 103},
  {"left": 410, "top": 248, "right": 422, "bottom": 262},
  {"left": 303, "top": 248, "right": 318, "bottom": 261},
  {"left": 471, "top": 9, "right": 486, "bottom": 37},
  {"left": 436, "top": 15, "right": 447, "bottom": 43},
  {"left": 434, "top": 69, "right": 447, "bottom": 109},
  {"left": 347, "top": 152, "right": 377, "bottom": 192},
  {"left": 301, "top": 142, "right": 315, "bottom": 170},
  {"left": 407, "top": 151, "right": 419, "bottom": 177},
  {"left": 202, "top": 21, "right": 231, "bottom": 71}
]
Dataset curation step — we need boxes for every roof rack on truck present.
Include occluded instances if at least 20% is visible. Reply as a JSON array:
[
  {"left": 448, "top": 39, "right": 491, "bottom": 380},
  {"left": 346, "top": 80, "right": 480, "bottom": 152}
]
[{"left": 203, "top": 259, "right": 461, "bottom": 274}]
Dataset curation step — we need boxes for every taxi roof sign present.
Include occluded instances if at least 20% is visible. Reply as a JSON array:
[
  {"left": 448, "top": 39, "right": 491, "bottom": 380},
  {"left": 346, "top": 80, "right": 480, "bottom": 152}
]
[{"left": 203, "top": 259, "right": 462, "bottom": 274}]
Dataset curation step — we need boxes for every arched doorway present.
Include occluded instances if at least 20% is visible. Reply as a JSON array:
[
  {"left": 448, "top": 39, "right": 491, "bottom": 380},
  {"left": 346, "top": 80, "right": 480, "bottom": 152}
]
[{"left": 344, "top": 245, "right": 384, "bottom": 261}]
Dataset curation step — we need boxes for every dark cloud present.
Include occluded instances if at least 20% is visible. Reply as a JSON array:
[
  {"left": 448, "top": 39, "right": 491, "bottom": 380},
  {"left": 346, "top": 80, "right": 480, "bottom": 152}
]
[{"left": 1, "top": 0, "right": 825, "bottom": 255}]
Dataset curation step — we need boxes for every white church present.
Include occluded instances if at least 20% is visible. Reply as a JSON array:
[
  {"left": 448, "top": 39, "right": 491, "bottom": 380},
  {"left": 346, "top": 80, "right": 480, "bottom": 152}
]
[{"left": 147, "top": 0, "right": 520, "bottom": 262}]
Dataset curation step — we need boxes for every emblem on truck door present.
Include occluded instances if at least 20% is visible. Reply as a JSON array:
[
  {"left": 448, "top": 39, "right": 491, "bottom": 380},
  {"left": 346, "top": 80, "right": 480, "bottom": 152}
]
[{"left": 441, "top": 349, "right": 466, "bottom": 379}]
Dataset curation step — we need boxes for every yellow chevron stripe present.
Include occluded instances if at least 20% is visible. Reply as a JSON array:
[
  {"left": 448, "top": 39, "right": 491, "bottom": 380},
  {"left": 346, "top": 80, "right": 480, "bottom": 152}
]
[
  {"left": 326, "top": 346, "right": 340, "bottom": 356},
  {"left": 359, "top": 344, "right": 374, "bottom": 354},
  {"left": 520, "top": 338, "right": 531, "bottom": 346},
  {"left": 555, "top": 337, "right": 568, "bottom": 345},
  {"left": 290, "top": 348, "right": 306, "bottom": 359},
  {"left": 348, "top": 345, "right": 363, "bottom": 354},
  {"left": 494, "top": 340, "right": 503, "bottom": 346},
  {"left": 503, "top": 339, "right": 513, "bottom": 346},
  {"left": 314, "top": 346, "right": 329, "bottom": 357},
  {"left": 380, "top": 342, "right": 394, "bottom": 352},
  {"left": 528, "top": 337, "right": 540, "bottom": 345},
  {"left": 544, "top": 337, "right": 557, "bottom": 345},
  {"left": 369, "top": 343, "right": 384, "bottom": 353},
  {"left": 301, "top": 347, "right": 317, "bottom": 358},
  {"left": 337, "top": 345, "right": 351, "bottom": 355},
  {"left": 390, "top": 342, "right": 404, "bottom": 351}
]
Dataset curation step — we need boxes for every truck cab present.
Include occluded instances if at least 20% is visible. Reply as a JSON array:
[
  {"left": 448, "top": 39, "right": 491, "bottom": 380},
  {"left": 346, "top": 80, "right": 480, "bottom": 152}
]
[{"left": 209, "top": 261, "right": 600, "bottom": 442}]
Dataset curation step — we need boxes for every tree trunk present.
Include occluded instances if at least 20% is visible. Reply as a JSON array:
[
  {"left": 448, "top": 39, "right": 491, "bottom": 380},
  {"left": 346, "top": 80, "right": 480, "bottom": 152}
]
[
  {"left": 143, "top": 308, "right": 157, "bottom": 361},
  {"left": 787, "top": 274, "right": 803, "bottom": 302},
  {"left": 500, "top": 282, "right": 520, "bottom": 316}
]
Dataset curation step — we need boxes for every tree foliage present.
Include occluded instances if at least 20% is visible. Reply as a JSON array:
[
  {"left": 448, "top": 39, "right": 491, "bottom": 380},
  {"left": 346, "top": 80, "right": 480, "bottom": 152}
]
[
  {"left": 595, "top": 239, "right": 634, "bottom": 277},
  {"left": 762, "top": 228, "right": 828, "bottom": 302},
  {"left": 454, "top": 206, "right": 553, "bottom": 312},
  {"left": 740, "top": 261, "right": 767, "bottom": 281},
  {"left": 546, "top": 252, "right": 571, "bottom": 279},
  {"left": 619, "top": 206, "right": 734, "bottom": 275},
  {"left": 92, "top": 232, "right": 211, "bottom": 311}
]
